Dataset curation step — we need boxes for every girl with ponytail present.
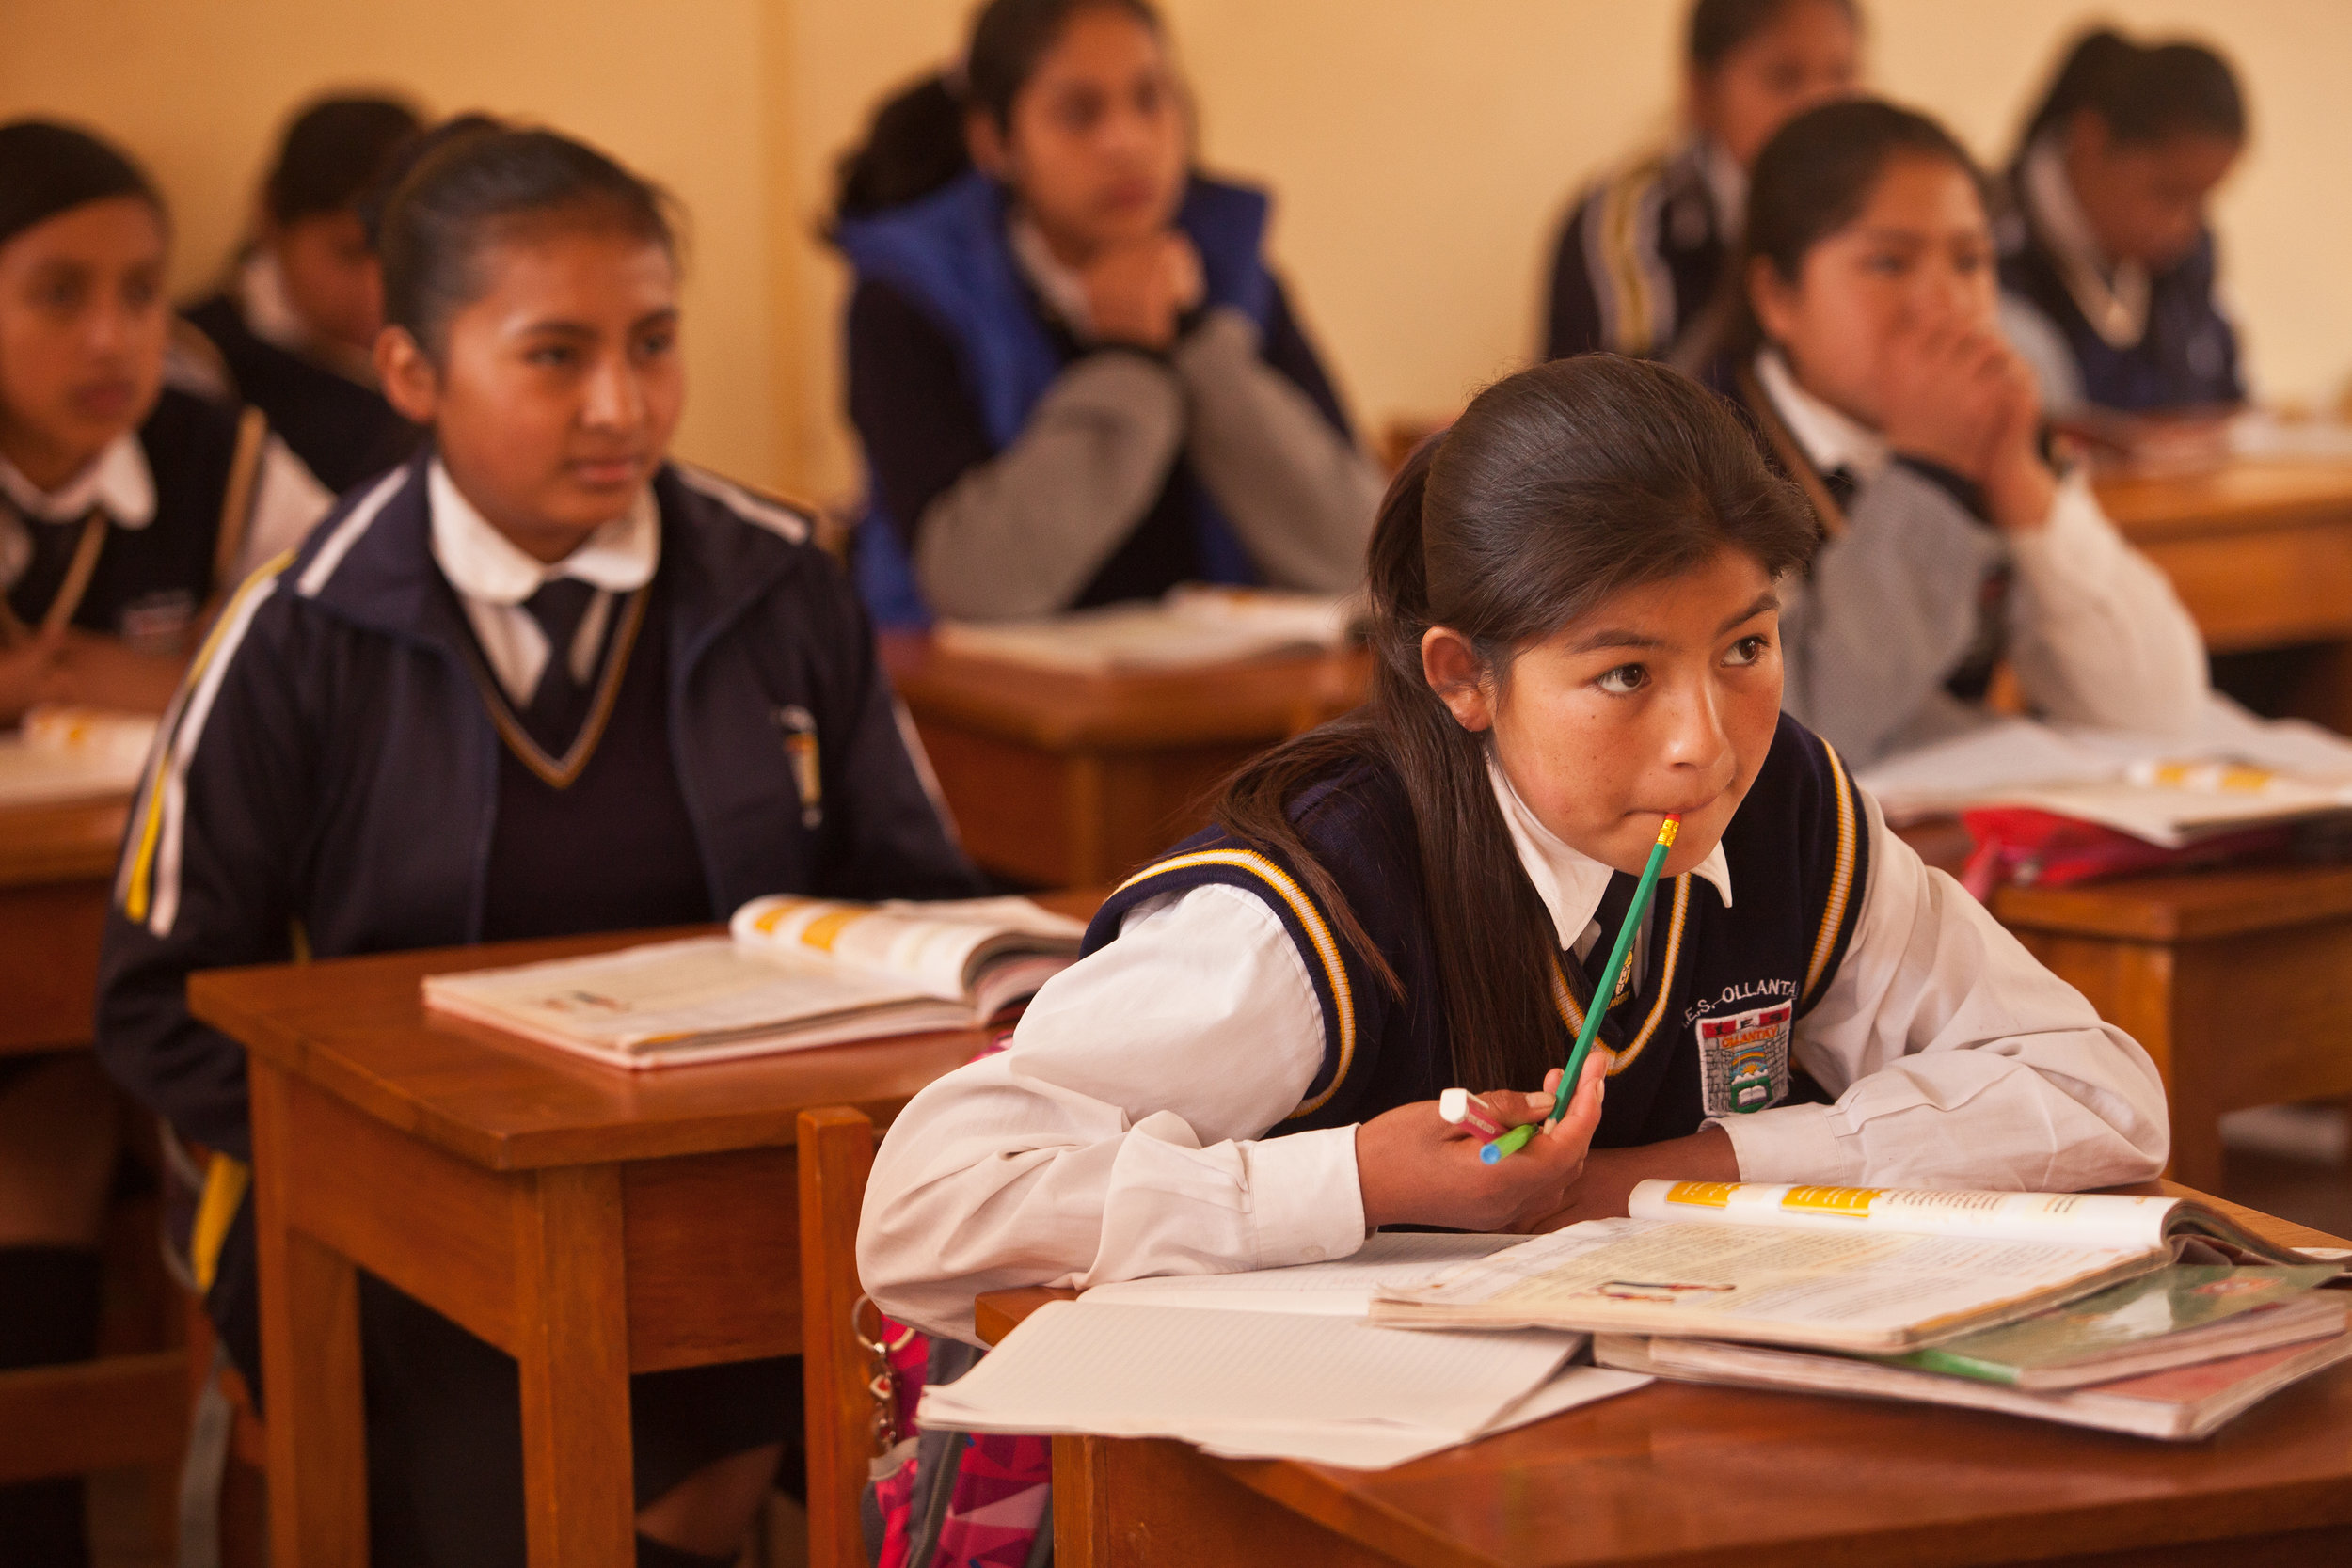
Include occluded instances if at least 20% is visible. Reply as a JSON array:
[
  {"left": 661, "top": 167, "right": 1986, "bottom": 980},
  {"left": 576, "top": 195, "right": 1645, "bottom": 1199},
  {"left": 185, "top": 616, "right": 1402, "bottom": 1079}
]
[
  {"left": 860, "top": 354, "right": 2169, "bottom": 1345},
  {"left": 1998, "top": 28, "right": 2249, "bottom": 412}
]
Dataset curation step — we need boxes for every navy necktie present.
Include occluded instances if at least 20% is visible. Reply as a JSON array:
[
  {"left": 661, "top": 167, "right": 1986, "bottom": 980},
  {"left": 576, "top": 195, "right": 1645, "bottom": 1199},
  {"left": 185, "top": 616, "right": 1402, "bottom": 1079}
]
[{"left": 517, "top": 578, "right": 600, "bottom": 756}]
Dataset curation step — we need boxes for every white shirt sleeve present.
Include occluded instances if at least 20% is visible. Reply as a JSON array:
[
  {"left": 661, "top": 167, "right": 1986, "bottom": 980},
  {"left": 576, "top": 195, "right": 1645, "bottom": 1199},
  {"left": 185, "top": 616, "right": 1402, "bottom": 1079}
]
[
  {"left": 858, "top": 882, "right": 1369, "bottom": 1342},
  {"left": 1715, "top": 787, "right": 2171, "bottom": 1190},
  {"left": 2003, "top": 471, "right": 2209, "bottom": 738},
  {"left": 230, "top": 437, "right": 335, "bottom": 583}
]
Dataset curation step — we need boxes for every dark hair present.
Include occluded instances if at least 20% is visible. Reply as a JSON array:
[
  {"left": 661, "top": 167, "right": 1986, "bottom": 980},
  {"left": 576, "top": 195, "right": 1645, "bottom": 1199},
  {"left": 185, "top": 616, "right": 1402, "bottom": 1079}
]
[
  {"left": 375, "top": 124, "right": 677, "bottom": 360},
  {"left": 1725, "top": 98, "right": 1980, "bottom": 355},
  {"left": 1216, "top": 356, "right": 1818, "bottom": 1092},
  {"left": 264, "top": 94, "right": 422, "bottom": 227},
  {"left": 0, "top": 120, "right": 164, "bottom": 253},
  {"left": 831, "top": 0, "right": 1162, "bottom": 225},
  {"left": 2019, "top": 28, "right": 2246, "bottom": 159},
  {"left": 1688, "top": 0, "right": 1860, "bottom": 72}
]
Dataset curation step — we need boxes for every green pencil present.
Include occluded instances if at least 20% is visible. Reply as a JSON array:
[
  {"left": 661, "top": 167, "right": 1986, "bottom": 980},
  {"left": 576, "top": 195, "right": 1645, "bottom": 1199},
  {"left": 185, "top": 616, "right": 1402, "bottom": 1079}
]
[{"left": 1483, "top": 813, "right": 1680, "bottom": 1164}]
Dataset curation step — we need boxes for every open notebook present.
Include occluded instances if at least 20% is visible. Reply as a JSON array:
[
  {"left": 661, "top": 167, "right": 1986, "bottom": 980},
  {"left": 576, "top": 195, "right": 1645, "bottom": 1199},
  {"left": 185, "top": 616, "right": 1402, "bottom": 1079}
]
[
  {"left": 933, "top": 586, "right": 1358, "bottom": 673},
  {"left": 0, "top": 705, "right": 155, "bottom": 808}
]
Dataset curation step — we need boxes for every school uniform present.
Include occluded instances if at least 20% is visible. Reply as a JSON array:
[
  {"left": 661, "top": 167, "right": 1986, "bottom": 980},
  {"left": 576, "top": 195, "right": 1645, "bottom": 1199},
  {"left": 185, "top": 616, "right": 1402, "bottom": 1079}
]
[
  {"left": 1544, "top": 136, "right": 1742, "bottom": 366},
  {"left": 1996, "top": 136, "right": 2244, "bottom": 413},
  {"left": 859, "top": 714, "right": 2169, "bottom": 1343},
  {"left": 1735, "top": 349, "right": 2209, "bottom": 766},
  {"left": 96, "top": 450, "right": 979, "bottom": 1565},
  {"left": 183, "top": 251, "right": 421, "bottom": 493},
  {"left": 836, "top": 168, "right": 1381, "bottom": 626}
]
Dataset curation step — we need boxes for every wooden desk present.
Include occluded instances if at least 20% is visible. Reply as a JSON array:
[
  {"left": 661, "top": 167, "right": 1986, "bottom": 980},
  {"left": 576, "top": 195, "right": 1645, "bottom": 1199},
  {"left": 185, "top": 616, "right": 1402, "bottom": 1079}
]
[
  {"left": 189, "top": 896, "right": 1097, "bottom": 1568},
  {"left": 977, "top": 1189, "right": 2352, "bottom": 1568},
  {"left": 883, "top": 635, "right": 1371, "bottom": 887},
  {"left": 0, "top": 795, "right": 129, "bottom": 1054}
]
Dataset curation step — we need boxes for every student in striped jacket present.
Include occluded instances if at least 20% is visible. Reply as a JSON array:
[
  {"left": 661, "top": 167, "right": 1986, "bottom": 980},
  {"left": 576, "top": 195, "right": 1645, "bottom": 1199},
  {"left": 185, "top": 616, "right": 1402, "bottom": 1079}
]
[
  {"left": 96, "top": 124, "right": 977, "bottom": 1568},
  {"left": 1543, "top": 0, "right": 1861, "bottom": 368}
]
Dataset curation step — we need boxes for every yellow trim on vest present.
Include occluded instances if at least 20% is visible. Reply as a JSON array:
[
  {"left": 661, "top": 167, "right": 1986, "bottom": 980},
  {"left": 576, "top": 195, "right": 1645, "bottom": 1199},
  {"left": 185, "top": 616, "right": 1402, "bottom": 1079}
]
[
  {"left": 190, "top": 1153, "right": 250, "bottom": 1294},
  {"left": 1804, "top": 740, "right": 1860, "bottom": 1006},
  {"left": 1112, "top": 849, "right": 1356, "bottom": 1119},
  {"left": 122, "top": 551, "right": 294, "bottom": 924},
  {"left": 1597, "top": 158, "right": 1665, "bottom": 358},
  {"left": 1549, "top": 873, "right": 1692, "bottom": 1077}
]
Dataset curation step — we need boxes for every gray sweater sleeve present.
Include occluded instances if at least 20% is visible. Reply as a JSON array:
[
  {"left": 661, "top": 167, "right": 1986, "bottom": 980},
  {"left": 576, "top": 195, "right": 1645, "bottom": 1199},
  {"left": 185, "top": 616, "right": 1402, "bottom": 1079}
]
[
  {"left": 912, "top": 354, "right": 1185, "bottom": 621},
  {"left": 1171, "top": 308, "right": 1382, "bottom": 594},
  {"left": 1777, "top": 464, "right": 2009, "bottom": 767}
]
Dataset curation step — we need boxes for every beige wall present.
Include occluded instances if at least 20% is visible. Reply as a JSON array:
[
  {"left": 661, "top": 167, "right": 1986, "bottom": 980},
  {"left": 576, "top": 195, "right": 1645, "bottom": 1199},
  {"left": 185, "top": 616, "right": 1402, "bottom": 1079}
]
[{"left": 8, "top": 1, "right": 2350, "bottom": 505}]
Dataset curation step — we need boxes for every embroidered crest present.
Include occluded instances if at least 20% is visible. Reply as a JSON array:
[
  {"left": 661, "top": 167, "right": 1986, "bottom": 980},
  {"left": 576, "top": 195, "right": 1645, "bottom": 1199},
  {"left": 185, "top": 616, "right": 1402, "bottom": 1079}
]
[{"left": 1695, "top": 999, "right": 1793, "bottom": 1117}]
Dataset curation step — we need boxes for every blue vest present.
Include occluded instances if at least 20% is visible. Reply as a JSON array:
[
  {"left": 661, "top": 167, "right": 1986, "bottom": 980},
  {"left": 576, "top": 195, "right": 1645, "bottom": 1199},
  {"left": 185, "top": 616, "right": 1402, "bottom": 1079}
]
[
  {"left": 834, "top": 169, "right": 1278, "bottom": 626},
  {"left": 2000, "top": 226, "right": 2242, "bottom": 413},
  {"left": 1082, "top": 714, "right": 1871, "bottom": 1146}
]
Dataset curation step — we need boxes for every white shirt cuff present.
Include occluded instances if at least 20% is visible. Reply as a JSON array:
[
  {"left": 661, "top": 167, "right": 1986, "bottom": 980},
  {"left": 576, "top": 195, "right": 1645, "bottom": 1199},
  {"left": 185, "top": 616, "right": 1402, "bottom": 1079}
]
[
  {"left": 1710, "top": 1103, "right": 1864, "bottom": 1187},
  {"left": 2005, "top": 470, "right": 2116, "bottom": 585},
  {"left": 1240, "top": 1125, "right": 1368, "bottom": 1266}
]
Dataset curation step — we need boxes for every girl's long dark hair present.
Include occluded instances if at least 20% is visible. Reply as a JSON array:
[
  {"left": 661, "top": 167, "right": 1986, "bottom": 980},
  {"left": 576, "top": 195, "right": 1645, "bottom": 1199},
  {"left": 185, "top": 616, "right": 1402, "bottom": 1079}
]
[
  {"left": 2015, "top": 28, "right": 2246, "bottom": 166},
  {"left": 1686, "top": 0, "right": 1860, "bottom": 72},
  {"left": 1216, "top": 356, "right": 1818, "bottom": 1092},
  {"left": 833, "top": 0, "right": 1163, "bottom": 226}
]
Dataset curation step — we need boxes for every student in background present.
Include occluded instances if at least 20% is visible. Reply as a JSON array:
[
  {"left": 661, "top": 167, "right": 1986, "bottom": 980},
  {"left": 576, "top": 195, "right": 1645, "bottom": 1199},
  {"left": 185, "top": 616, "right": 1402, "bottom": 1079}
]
[
  {"left": 0, "top": 120, "right": 329, "bottom": 723},
  {"left": 184, "top": 93, "right": 425, "bottom": 492},
  {"left": 0, "top": 118, "right": 328, "bottom": 1568},
  {"left": 833, "top": 0, "right": 1382, "bottom": 626},
  {"left": 98, "top": 123, "right": 978, "bottom": 1568},
  {"left": 858, "top": 356, "right": 2168, "bottom": 1343},
  {"left": 1724, "top": 99, "right": 2207, "bottom": 767},
  {"left": 1544, "top": 0, "right": 1861, "bottom": 367},
  {"left": 1997, "top": 30, "right": 2248, "bottom": 414}
]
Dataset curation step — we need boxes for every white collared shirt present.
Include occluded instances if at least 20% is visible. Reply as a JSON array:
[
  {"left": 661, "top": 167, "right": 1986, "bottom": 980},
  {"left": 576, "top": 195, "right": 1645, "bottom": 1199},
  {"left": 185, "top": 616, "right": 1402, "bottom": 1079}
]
[
  {"left": 861, "top": 755, "right": 2170, "bottom": 1342},
  {"left": 2021, "top": 135, "right": 2151, "bottom": 350},
  {"left": 0, "top": 428, "right": 330, "bottom": 604},
  {"left": 1754, "top": 348, "right": 1891, "bottom": 483},
  {"left": 1696, "top": 135, "right": 1748, "bottom": 243},
  {"left": 426, "top": 459, "right": 659, "bottom": 705},
  {"left": 238, "top": 250, "right": 380, "bottom": 386}
]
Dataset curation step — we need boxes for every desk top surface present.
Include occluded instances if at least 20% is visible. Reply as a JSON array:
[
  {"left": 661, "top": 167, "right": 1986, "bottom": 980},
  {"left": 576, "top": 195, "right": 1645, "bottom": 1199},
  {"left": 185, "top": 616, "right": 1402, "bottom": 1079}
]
[
  {"left": 977, "top": 1188, "right": 2352, "bottom": 1568},
  {"left": 1991, "top": 858, "right": 2352, "bottom": 942},
  {"left": 0, "top": 795, "right": 131, "bottom": 889},
  {"left": 2094, "top": 456, "right": 2352, "bottom": 540},
  {"left": 881, "top": 633, "right": 1371, "bottom": 751},
  {"left": 187, "top": 892, "right": 1101, "bottom": 1173}
]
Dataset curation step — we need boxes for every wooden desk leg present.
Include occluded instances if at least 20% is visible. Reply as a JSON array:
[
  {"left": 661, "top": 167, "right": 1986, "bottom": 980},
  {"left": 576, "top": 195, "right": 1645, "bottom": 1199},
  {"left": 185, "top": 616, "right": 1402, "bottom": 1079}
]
[
  {"left": 514, "top": 1164, "right": 635, "bottom": 1568},
  {"left": 251, "top": 1060, "right": 370, "bottom": 1567},
  {"left": 1053, "top": 1434, "right": 1111, "bottom": 1568}
]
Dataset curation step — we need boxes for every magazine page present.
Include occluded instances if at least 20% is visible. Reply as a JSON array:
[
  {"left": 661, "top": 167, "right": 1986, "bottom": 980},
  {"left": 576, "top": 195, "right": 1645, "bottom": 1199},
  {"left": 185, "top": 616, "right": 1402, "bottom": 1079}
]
[
  {"left": 730, "top": 895, "right": 1083, "bottom": 1001},
  {"left": 1628, "top": 1180, "right": 2184, "bottom": 1253},
  {"left": 423, "top": 934, "right": 947, "bottom": 1053},
  {"left": 1370, "top": 1215, "right": 2162, "bottom": 1353}
]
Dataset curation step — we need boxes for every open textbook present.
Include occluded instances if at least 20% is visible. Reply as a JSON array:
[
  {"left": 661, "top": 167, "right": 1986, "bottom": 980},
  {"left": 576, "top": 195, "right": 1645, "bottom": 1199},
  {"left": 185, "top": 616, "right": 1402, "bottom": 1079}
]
[
  {"left": 0, "top": 705, "right": 156, "bottom": 808},
  {"left": 421, "top": 895, "right": 1083, "bottom": 1069},
  {"left": 1367, "top": 1181, "right": 2348, "bottom": 1354},
  {"left": 1855, "top": 699, "right": 2352, "bottom": 847},
  {"left": 920, "top": 1239, "right": 1648, "bottom": 1469},
  {"left": 934, "top": 585, "right": 1358, "bottom": 673}
]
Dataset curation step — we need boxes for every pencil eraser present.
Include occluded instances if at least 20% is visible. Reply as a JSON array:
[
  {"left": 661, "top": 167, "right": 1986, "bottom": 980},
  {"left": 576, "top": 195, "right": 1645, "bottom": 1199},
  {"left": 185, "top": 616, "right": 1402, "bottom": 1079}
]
[{"left": 1439, "top": 1087, "right": 1470, "bottom": 1124}]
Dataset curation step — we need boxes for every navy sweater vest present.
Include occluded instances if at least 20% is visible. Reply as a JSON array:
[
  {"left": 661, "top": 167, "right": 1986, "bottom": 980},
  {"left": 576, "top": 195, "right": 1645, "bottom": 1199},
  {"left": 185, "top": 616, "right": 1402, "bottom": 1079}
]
[{"left": 1083, "top": 714, "right": 1870, "bottom": 1147}]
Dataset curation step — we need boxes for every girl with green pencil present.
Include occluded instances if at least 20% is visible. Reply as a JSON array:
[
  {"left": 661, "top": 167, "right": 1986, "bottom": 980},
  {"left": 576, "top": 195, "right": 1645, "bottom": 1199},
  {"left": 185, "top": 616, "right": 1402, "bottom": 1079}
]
[{"left": 861, "top": 354, "right": 2170, "bottom": 1346}]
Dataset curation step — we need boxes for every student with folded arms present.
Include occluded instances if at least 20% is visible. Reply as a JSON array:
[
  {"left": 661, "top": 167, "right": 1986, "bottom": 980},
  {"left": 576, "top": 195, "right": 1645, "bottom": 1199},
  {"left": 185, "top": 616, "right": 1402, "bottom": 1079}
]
[
  {"left": 1544, "top": 0, "right": 1861, "bottom": 367},
  {"left": 833, "top": 0, "right": 1382, "bottom": 626},
  {"left": 1996, "top": 29, "right": 2248, "bottom": 415},
  {"left": 98, "top": 123, "right": 977, "bottom": 1568},
  {"left": 1723, "top": 99, "right": 2207, "bottom": 767},
  {"left": 858, "top": 356, "right": 2168, "bottom": 1345},
  {"left": 184, "top": 92, "right": 425, "bottom": 491}
]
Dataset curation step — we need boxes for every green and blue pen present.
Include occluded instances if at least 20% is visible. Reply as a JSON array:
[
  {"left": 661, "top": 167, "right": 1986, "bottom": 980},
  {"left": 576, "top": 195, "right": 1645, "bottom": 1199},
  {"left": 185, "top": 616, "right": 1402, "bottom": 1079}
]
[{"left": 1481, "top": 813, "right": 1680, "bottom": 1164}]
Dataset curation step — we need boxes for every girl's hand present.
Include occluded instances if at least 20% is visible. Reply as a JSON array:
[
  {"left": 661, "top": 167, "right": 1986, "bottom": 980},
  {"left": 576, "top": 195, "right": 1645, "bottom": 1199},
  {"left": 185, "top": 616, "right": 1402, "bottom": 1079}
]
[
  {"left": 1876, "top": 318, "right": 2013, "bottom": 482},
  {"left": 1518, "top": 1121, "right": 1739, "bottom": 1233},
  {"left": 1354, "top": 1054, "right": 1607, "bottom": 1233},
  {"left": 1082, "top": 232, "right": 1202, "bottom": 351},
  {"left": 1979, "top": 348, "right": 2058, "bottom": 533},
  {"left": 0, "top": 631, "right": 66, "bottom": 726}
]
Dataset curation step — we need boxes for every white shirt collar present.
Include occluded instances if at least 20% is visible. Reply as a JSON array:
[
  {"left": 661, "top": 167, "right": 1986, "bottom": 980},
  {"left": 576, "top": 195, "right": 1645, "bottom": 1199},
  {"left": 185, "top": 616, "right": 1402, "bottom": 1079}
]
[
  {"left": 239, "top": 249, "right": 381, "bottom": 385},
  {"left": 426, "top": 458, "right": 659, "bottom": 606},
  {"left": 1008, "top": 214, "right": 1097, "bottom": 341},
  {"left": 1755, "top": 347, "right": 1890, "bottom": 482},
  {"left": 2021, "top": 134, "right": 2152, "bottom": 349},
  {"left": 0, "top": 433, "right": 156, "bottom": 529},
  {"left": 1697, "top": 135, "right": 1748, "bottom": 240},
  {"left": 1487, "top": 754, "right": 1732, "bottom": 958}
]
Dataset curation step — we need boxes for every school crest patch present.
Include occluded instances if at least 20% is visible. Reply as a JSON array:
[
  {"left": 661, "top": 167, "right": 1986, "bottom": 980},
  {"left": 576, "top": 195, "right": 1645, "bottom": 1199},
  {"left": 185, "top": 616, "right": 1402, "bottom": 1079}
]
[{"left": 1695, "top": 999, "right": 1793, "bottom": 1117}]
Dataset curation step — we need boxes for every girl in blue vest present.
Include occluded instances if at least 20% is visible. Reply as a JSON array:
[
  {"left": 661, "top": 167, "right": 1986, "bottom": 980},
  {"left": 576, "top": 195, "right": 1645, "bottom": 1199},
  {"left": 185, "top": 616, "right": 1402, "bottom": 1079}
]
[
  {"left": 0, "top": 121, "right": 329, "bottom": 1568},
  {"left": 858, "top": 354, "right": 2169, "bottom": 1345},
  {"left": 1997, "top": 30, "right": 2247, "bottom": 414},
  {"left": 97, "top": 123, "right": 978, "bottom": 1568},
  {"left": 1722, "top": 99, "right": 2206, "bottom": 767},
  {"left": 832, "top": 0, "right": 1383, "bottom": 626},
  {"left": 1545, "top": 0, "right": 1862, "bottom": 368}
]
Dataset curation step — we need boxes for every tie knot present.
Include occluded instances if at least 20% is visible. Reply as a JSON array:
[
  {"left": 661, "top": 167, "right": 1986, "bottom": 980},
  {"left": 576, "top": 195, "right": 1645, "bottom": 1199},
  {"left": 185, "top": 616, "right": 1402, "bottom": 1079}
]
[{"left": 521, "top": 578, "right": 597, "bottom": 663}]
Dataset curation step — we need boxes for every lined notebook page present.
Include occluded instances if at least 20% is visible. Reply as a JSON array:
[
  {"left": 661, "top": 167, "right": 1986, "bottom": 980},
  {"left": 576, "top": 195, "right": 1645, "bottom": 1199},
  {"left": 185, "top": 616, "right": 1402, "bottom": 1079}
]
[{"left": 1082, "top": 1233, "right": 1522, "bottom": 1316}]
